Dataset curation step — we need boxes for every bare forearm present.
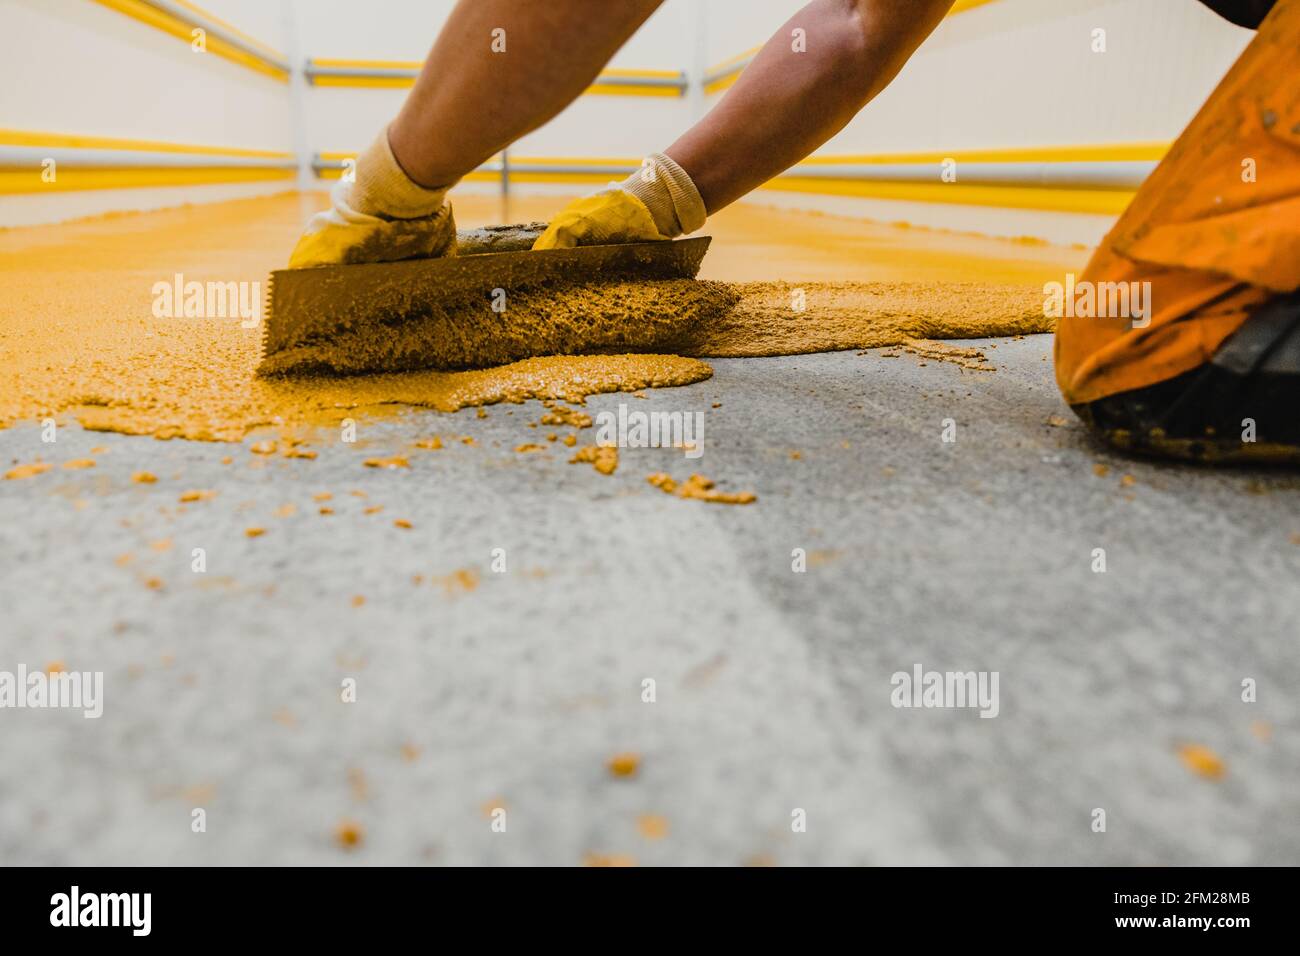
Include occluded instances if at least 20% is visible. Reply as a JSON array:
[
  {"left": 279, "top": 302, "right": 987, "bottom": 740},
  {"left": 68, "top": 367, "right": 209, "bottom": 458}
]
[
  {"left": 390, "top": 0, "right": 664, "bottom": 187},
  {"left": 668, "top": 0, "right": 954, "bottom": 213}
]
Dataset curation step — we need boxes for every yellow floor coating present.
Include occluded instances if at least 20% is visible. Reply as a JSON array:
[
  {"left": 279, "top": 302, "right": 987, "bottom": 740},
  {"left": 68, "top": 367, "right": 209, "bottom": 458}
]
[{"left": 0, "top": 191, "right": 1089, "bottom": 441}]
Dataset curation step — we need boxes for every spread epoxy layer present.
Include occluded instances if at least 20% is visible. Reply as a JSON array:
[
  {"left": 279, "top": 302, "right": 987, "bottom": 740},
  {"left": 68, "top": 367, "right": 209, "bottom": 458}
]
[{"left": 0, "top": 193, "right": 1086, "bottom": 442}]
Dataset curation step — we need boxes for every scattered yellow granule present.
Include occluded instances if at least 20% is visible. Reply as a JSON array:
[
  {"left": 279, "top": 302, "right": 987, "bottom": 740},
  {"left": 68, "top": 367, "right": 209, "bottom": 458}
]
[
  {"left": 393, "top": 519, "right": 412, "bottom": 529},
  {"left": 434, "top": 568, "right": 480, "bottom": 595},
  {"left": 313, "top": 492, "right": 333, "bottom": 501},
  {"left": 131, "top": 471, "right": 157, "bottom": 483},
  {"left": 562, "top": 434, "right": 577, "bottom": 447},
  {"left": 62, "top": 459, "right": 96, "bottom": 470},
  {"left": 1119, "top": 474, "right": 1136, "bottom": 488},
  {"left": 220, "top": 456, "right": 233, "bottom": 465},
  {"left": 319, "top": 506, "right": 335, "bottom": 515},
  {"left": 515, "top": 443, "right": 546, "bottom": 453},
  {"left": 114, "top": 553, "right": 133, "bottom": 567},
  {"left": 1092, "top": 463, "right": 1110, "bottom": 478},
  {"left": 1178, "top": 743, "right": 1225, "bottom": 780},
  {"left": 637, "top": 814, "right": 669, "bottom": 840},
  {"left": 789, "top": 451, "right": 802, "bottom": 461},
  {"left": 46, "top": 661, "right": 65, "bottom": 675},
  {"left": 363, "top": 456, "right": 409, "bottom": 469},
  {"left": 284, "top": 447, "right": 317, "bottom": 460},
  {"left": 541, "top": 403, "right": 592, "bottom": 428},
  {"left": 245, "top": 527, "right": 266, "bottom": 538},
  {"left": 334, "top": 819, "right": 364, "bottom": 849},
  {"left": 413, "top": 436, "right": 443, "bottom": 450},
  {"left": 351, "top": 595, "right": 365, "bottom": 607},
  {"left": 607, "top": 752, "right": 640, "bottom": 778},
  {"left": 149, "top": 538, "right": 172, "bottom": 552},
  {"left": 401, "top": 742, "right": 421, "bottom": 762},
  {"left": 274, "top": 503, "right": 296, "bottom": 518},
  {"left": 1046, "top": 414, "right": 1071, "bottom": 427},
  {"left": 179, "top": 489, "right": 215, "bottom": 503},
  {"left": 570, "top": 445, "right": 618, "bottom": 476},
  {"left": 460, "top": 436, "right": 476, "bottom": 446},
  {"left": 480, "top": 798, "right": 507, "bottom": 818},
  {"left": 900, "top": 338, "right": 992, "bottom": 371},
  {"left": 646, "top": 473, "right": 756, "bottom": 505},
  {"left": 807, "top": 549, "right": 841, "bottom": 567},
  {"left": 350, "top": 490, "right": 367, "bottom": 498},
  {"left": 545, "top": 433, "right": 558, "bottom": 443},
  {"left": 363, "top": 505, "right": 384, "bottom": 515},
  {"left": 347, "top": 768, "right": 368, "bottom": 801},
  {"left": 4, "top": 462, "right": 51, "bottom": 480},
  {"left": 476, "top": 408, "right": 488, "bottom": 419},
  {"left": 583, "top": 853, "right": 636, "bottom": 867},
  {"left": 250, "top": 440, "right": 277, "bottom": 455},
  {"left": 144, "top": 577, "right": 164, "bottom": 591}
]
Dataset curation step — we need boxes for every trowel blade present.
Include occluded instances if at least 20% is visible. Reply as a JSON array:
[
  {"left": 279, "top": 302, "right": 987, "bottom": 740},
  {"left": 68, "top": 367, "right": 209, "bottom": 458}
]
[{"left": 262, "top": 235, "right": 711, "bottom": 361}]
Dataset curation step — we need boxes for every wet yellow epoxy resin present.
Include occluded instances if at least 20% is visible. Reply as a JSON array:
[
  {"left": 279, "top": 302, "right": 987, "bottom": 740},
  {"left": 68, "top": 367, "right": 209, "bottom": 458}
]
[{"left": 0, "top": 192, "right": 1088, "bottom": 441}]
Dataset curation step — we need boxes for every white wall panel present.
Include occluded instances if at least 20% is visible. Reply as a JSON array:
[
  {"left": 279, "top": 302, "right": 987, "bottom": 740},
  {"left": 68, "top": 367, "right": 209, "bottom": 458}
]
[{"left": 1, "top": 0, "right": 293, "bottom": 150}]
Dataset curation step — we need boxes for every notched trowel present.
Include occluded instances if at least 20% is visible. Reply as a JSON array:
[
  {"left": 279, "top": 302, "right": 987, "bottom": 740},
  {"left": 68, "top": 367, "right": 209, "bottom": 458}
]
[{"left": 260, "top": 222, "right": 712, "bottom": 377}]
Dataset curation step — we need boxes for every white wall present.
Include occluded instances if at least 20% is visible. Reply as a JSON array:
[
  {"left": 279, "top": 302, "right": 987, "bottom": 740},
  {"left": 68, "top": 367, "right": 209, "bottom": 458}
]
[
  {"left": 820, "top": 0, "right": 1252, "bottom": 154},
  {"left": 0, "top": 0, "right": 1261, "bottom": 238},
  {"left": 695, "top": 0, "right": 1254, "bottom": 242},
  {"left": 1, "top": 0, "right": 295, "bottom": 224},
  {"left": 1, "top": 0, "right": 292, "bottom": 149},
  {"left": 294, "top": 0, "right": 698, "bottom": 163}
]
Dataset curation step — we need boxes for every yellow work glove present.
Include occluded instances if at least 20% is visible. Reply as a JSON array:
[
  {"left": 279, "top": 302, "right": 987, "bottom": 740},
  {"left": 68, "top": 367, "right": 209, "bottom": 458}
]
[
  {"left": 289, "top": 130, "right": 456, "bottom": 269},
  {"left": 533, "top": 152, "right": 706, "bottom": 250}
]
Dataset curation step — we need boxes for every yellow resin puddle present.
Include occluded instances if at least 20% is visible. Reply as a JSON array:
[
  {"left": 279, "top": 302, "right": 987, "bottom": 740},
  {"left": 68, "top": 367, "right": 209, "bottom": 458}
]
[{"left": 0, "top": 192, "right": 1083, "bottom": 442}]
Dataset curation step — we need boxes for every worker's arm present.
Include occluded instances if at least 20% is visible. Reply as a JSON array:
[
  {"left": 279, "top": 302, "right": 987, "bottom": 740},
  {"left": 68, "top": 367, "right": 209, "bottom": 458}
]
[
  {"left": 290, "top": 0, "right": 664, "bottom": 268},
  {"left": 535, "top": 0, "right": 955, "bottom": 248},
  {"left": 388, "top": 0, "right": 666, "bottom": 188},
  {"left": 670, "top": 0, "right": 956, "bottom": 214}
]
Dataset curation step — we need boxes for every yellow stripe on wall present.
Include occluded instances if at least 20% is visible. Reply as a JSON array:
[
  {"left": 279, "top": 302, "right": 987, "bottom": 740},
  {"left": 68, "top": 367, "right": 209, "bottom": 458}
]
[
  {"left": 314, "top": 146, "right": 1155, "bottom": 213},
  {"left": 0, "top": 129, "right": 295, "bottom": 193},
  {"left": 798, "top": 143, "right": 1170, "bottom": 165},
  {"left": 0, "top": 129, "right": 293, "bottom": 160},
  {"left": 310, "top": 76, "right": 416, "bottom": 89},
  {"left": 168, "top": 0, "right": 285, "bottom": 61},
  {"left": 317, "top": 169, "right": 623, "bottom": 184},
  {"left": 762, "top": 177, "right": 1136, "bottom": 215},
  {"left": 90, "top": 0, "right": 288, "bottom": 82},
  {"left": 585, "top": 83, "right": 682, "bottom": 98},
  {"left": 0, "top": 167, "right": 295, "bottom": 194},
  {"left": 306, "top": 59, "right": 683, "bottom": 96}
]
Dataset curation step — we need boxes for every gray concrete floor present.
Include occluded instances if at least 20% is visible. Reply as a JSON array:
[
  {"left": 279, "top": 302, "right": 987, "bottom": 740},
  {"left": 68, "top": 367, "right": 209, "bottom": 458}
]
[{"left": 2, "top": 334, "right": 1298, "bottom": 866}]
